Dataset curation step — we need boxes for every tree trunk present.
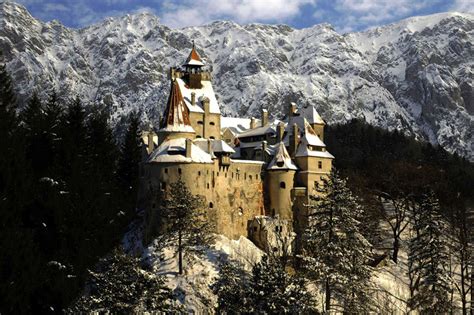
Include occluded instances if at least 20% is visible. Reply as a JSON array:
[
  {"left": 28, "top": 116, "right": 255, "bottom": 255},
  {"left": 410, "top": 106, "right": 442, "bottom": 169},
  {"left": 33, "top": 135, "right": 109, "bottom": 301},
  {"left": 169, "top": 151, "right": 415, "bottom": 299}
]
[
  {"left": 178, "top": 230, "right": 183, "bottom": 275},
  {"left": 460, "top": 250, "right": 466, "bottom": 315},
  {"left": 392, "top": 235, "right": 399, "bottom": 263},
  {"left": 325, "top": 278, "right": 331, "bottom": 312}
]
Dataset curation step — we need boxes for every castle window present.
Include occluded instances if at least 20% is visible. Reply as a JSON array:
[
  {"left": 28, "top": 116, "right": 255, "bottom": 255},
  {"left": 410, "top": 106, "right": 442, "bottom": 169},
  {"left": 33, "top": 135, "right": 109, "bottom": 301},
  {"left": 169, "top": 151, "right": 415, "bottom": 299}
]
[
  {"left": 178, "top": 168, "right": 182, "bottom": 175},
  {"left": 207, "top": 183, "right": 210, "bottom": 189},
  {"left": 164, "top": 168, "right": 168, "bottom": 174},
  {"left": 276, "top": 161, "right": 284, "bottom": 167},
  {"left": 232, "top": 172, "right": 234, "bottom": 179},
  {"left": 196, "top": 135, "right": 202, "bottom": 138},
  {"left": 318, "top": 161, "right": 322, "bottom": 169},
  {"left": 253, "top": 226, "right": 258, "bottom": 232},
  {"left": 217, "top": 172, "right": 219, "bottom": 176},
  {"left": 280, "top": 182, "right": 286, "bottom": 189},
  {"left": 161, "top": 182, "right": 166, "bottom": 190},
  {"left": 256, "top": 174, "right": 259, "bottom": 180},
  {"left": 210, "top": 122, "right": 215, "bottom": 126},
  {"left": 249, "top": 175, "right": 252, "bottom": 180},
  {"left": 209, "top": 202, "right": 214, "bottom": 208},
  {"left": 198, "top": 171, "right": 201, "bottom": 176},
  {"left": 198, "top": 121, "right": 204, "bottom": 125},
  {"left": 210, "top": 136, "right": 215, "bottom": 139}
]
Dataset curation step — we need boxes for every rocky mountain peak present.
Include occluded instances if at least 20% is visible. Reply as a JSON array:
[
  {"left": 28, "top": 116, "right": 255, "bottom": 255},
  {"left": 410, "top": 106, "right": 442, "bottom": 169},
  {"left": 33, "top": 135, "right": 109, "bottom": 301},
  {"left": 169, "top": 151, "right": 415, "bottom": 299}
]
[{"left": 0, "top": 3, "right": 472, "bottom": 160}]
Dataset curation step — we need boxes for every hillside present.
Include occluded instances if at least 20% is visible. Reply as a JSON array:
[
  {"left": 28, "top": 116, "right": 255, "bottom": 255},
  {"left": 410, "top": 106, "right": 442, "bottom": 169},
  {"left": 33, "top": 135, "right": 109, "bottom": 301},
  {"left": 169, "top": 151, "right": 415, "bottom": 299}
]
[{"left": 0, "top": 2, "right": 472, "bottom": 159}]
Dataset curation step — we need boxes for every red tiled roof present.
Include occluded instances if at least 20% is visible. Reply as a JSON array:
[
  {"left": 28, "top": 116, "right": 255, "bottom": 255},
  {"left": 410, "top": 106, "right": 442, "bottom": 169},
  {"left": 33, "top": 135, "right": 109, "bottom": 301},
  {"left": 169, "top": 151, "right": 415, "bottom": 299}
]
[{"left": 161, "top": 80, "right": 191, "bottom": 128}]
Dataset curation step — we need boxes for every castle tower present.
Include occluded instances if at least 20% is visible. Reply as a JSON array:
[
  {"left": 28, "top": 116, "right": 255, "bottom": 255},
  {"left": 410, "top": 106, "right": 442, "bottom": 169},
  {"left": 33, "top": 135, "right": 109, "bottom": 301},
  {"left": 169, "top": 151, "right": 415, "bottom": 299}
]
[
  {"left": 294, "top": 121, "right": 334, "bottom": 193},
  {"left": 158, "top": 79, "right": 196, "bottom": 144},
  {"left": 183, "top": 42, "right": 205, "bottom": 89},
  {"left": 300, "top": 105, "right": 325, "bottom": 141},
  {"left": 266, "top": 142, "right": 297, "bottom": 220}
]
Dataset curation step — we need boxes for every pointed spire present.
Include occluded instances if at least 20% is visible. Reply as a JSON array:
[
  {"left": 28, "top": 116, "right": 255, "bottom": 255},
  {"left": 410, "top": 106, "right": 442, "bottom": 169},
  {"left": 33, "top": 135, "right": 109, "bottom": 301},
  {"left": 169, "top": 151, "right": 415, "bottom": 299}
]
[
  {"left": 160, "top": 79, "right": 195, "bottom": 133},
  {"left": 300, "top": 104, "right": 324, "bottom": 125},
  {"left": 267, "top": 142, "right": 298, "bottom": 171},
  {"left": 184, "top": 41, "right": 205, "bottom": 67}
]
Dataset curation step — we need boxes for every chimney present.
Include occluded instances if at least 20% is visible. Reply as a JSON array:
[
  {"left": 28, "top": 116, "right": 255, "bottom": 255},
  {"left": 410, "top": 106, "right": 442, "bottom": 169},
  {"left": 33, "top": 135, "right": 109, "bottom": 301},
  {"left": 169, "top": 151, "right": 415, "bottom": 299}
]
[
  {"left": 261, "top": 109, "right": 268, "bottom": 127},
  {"left": 207, "top": 139, "right": 214, "bottom": 157},
  {"left": 261, "top": 141, "right": 267, "bottom": 161},
  {"left": 185, "top": 138, "right": 192, "bottom": 158},
  {"left": 170, "top": 67, "right": 175, "bottom": 80},
  {"left": 289, "top": 102, "right": 297, "bottom": 117},
  {"left": 202, "top": 97, "right": 210, "bottom": 113},
  {"left": 290, "top": 123, "right": 299, "bottom": 156},
  {"left": 250, "top": 117, "right": 257, "bottom": 129},
  {"left": 277, "top": 122, "right": 285, "bottom": 142},
  {"left": 147, "top": 132, "right": 155, "bottom": 154},
  {"left": 191, "top": 92, "right": 196, "bottom": 105}
]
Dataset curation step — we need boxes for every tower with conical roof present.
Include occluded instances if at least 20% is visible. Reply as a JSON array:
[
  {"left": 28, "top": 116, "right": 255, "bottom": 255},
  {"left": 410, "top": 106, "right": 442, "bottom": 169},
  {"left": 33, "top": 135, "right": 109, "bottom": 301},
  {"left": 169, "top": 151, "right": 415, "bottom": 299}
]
[
  {"left": 266, "top": 142, "right": 298, "bottom": 221},
  {"left": 158, "top": 79, "right": 196, "bottom": 144}
]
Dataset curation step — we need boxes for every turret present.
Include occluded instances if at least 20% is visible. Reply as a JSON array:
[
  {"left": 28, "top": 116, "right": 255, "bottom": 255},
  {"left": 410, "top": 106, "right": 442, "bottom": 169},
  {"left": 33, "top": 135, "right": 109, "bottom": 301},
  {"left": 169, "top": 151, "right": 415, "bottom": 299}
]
[
  {"left": 300, "top": 104, "right": 325, "bottom": 141},
  {"left": 158, "top": 79, "right": 196, "bottom": 144},
  {"left": 183, "top": 41, "right": 204, "bottom": 89},
  {"left": 266, "top": 142, "right": 297, "bottom": 220}
]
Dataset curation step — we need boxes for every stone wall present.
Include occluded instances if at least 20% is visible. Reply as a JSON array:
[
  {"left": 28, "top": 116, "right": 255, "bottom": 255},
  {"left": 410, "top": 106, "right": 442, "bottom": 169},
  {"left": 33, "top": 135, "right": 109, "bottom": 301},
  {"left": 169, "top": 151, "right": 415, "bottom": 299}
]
[{"left": 143, "top": 159, "right": 265, "bottom": 240}]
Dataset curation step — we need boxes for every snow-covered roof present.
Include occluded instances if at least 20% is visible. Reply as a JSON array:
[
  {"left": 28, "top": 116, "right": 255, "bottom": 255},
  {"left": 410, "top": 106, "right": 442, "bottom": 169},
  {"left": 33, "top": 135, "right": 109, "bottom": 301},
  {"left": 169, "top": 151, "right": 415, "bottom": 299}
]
[
  {"left": 302, "top": 120, "right": 325, "bottom": 147},
  {"left": 238, "top": 119, "right": 282, "bottom": 138},
  {"left": 148, "top": 138, "right": 213, "bottom": 164},
  {"left": 176, "top": 78, "right": 220, "bottom": 114},
  {"left": 300, "top": 105, "right": 324, "bottom": 125},
  {"left": 184, "top": 46, "right": 205, "bottom": 67},
  {"left": 160, "top": 80, "right": 195, "bottom": 133},
  {"left": 267, "top": 142, "right": 298, "bottom": 171},
  {"left": 221, "top": 117, "right": 253, "bottom": 134},
  {"left": 295, "top": 145, "right": 335, "bottom": 159},
  {"left": 193, "top": 138, "right": 235, "bottom": 154},
  {"left": 212, "top": 139, "right": 235, "bottom": 153}
]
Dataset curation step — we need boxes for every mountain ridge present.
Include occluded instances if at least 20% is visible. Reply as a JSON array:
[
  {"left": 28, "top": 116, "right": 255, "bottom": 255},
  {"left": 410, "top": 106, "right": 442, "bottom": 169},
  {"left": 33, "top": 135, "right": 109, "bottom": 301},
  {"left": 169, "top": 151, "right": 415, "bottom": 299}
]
[{"left": 0, "top": 1, "right": 472, "bottom": 159}]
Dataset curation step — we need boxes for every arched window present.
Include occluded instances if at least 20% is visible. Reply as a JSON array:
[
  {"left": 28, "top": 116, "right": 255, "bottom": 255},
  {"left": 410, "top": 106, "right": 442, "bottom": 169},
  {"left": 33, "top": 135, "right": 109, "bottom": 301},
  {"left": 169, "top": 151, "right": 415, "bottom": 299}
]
[
  {"left": 210, "top": 122, "right": 215, "bottom": 126},
  {"left": 178, "top": 168, "right": 182, "bottom": 175},
  {"left": 280, "top": 181, "right": 286, "bottom": 189},
  {"left": 197, "top": 121, "right": 204, "bottom": 125},
  {"left": 198, "top": 171, "right": 201, "bottom": 176},
  {"left": 209, "top": 202, "right": 214, "bottom": 208}
]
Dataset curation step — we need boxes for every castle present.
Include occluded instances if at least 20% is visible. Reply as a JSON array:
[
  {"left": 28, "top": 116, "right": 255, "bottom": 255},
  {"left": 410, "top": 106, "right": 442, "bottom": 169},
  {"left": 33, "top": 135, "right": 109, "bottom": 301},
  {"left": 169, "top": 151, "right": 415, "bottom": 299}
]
[{"left": 140, "top": 45, "right": 334, "bottom": 253}]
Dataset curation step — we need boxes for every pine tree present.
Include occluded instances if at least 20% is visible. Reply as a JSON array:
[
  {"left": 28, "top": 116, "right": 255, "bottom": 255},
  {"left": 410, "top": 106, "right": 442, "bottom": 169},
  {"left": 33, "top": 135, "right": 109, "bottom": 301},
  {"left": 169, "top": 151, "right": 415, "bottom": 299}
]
[
  {"left": 117, "top": 110, "right": 142, "bottom": 212},
  {"left": 212, "top": 260, "right": 249, "bottom": 314},
  {"left": 248, "top": 255, "right": 316, "bottom": 314},
  {"left": 42, "top": 91, "right": 63, "bottom": 176},
  {"left": 68, "top": 248, "right": 178, "bottom": 313},
  {"left": 213, "top": 256, "right": 316, "bottom": 314},
  {"left": 408, "top": 191, "right": 451, "bottom": 313},
  {"left": 304, "top": 170, "right": 374, "bottom": 313},
  {"left": 157, "top": 179, "right": 214, "bottom": 275}
]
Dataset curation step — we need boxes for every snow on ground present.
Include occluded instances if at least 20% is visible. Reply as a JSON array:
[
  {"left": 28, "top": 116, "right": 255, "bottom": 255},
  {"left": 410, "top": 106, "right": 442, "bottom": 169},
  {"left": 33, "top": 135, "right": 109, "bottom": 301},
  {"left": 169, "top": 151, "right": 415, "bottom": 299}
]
[{"left": 141, "top": 234, "right": 264, "bottom": 313}]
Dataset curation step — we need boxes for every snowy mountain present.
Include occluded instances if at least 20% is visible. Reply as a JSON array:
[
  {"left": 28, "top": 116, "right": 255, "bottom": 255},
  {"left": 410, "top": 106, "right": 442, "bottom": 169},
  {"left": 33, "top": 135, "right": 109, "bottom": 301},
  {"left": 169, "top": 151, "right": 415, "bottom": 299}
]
[{"left": 0, "top": 2, "right": 472, "bottom": 159}]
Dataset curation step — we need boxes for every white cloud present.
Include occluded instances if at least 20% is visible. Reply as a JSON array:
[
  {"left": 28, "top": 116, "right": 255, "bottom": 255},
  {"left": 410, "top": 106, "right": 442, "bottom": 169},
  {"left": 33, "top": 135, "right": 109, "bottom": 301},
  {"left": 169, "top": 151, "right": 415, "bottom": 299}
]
[
  {"left": 315, "top": 0, "right": 445, "bottom": 32},
  {"left": 160, "top": 0, "right": 316, "bottom": 28},
  {"left": 451, "top": 0, "right": 474, "bottom": 12},
  {"left": 43, "top": 3, "right": 69, "bottom": 12}
]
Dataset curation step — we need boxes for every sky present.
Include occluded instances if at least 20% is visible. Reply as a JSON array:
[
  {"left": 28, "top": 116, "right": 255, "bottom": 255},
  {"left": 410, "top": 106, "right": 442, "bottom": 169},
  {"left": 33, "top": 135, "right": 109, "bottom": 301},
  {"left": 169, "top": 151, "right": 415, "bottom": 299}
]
[{"left": 15, "top": 0, "right": 474, "bottom": 33}]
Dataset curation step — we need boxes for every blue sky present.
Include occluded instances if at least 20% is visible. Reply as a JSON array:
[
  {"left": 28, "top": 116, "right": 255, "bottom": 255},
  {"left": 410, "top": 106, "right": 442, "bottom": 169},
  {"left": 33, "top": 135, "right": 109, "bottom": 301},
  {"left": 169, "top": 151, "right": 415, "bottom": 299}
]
[{"left": 16, "top": 0, "right": 474, "bottom": 32}]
